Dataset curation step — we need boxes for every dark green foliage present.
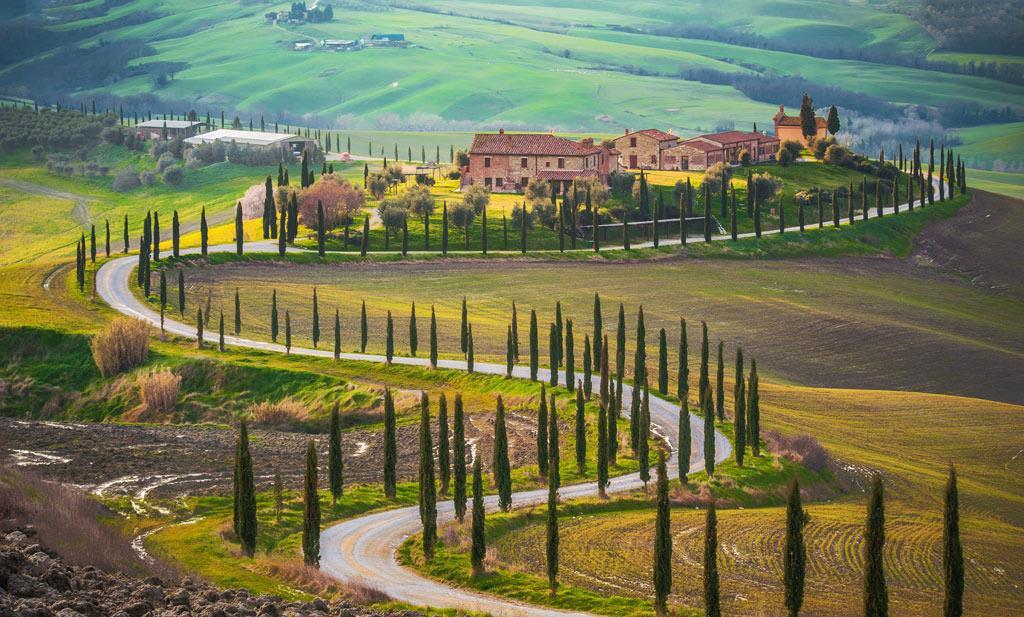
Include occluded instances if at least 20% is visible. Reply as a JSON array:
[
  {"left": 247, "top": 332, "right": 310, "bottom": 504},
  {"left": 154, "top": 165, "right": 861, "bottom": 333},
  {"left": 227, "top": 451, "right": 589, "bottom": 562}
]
[
  {"left": 564, "top": 320, "right": 575, "bottom": 392},
  {"left": 827, "top": 105, "right": 840, "bottom": 135},
  {"left": 270, "top": 290, "right": 279, "bottom": 342},
  {"left": 437, "top": 393, "right": 450, "bottom": 495},
  {"left": 546, "top": 469, "right": 559, "bottom": 595},
  {"left": 784, "top": 478, "right": 807, "bottom": 617},
  {"left": 235, "top": 202, "right": 244, "bottom": 255},
  {"left": 385, "top": 311, "right": 394, "bottom": 363},
  {"left": 409, "top": 302, "right": 418, "bottom": 357},
  {"left": 704, "top": 501, "right": 721, "bottom": 617},
  {"left": 278, "top": 206, "right": 286, "bottom": 256},
  {"left": 616, "top": 304, "right": 626, "bottom": 381},
  {"left": 698, "top": 321, "right": 709, "bottom": 406},
  {"left": 597, "top": 343, "right": 610, "bottom": 497},
  {"left": 530, "top": 309, "right": 539, "bottom": 381},
  {"left": 548, "top": 391, "right": 560, "bottom": 490},
  {"left": 418, "top": 393, "right": 437, "bottom": 559},
  {"left": 311, "top": 288, "right": 320, "bottom": 349},
  {"left": 493, "top": 395, "right": 512, "bottom": 511},
  {"left": 548, "top": 324, "right": 558, "bottom": 387},
  {"left": 638, "top": 385, "right": 650, "bottom": 486},
  {"left": 177, "top": 270, "right": 185, "bottom": 315},
  {"left": 316, "top": 200, "right": 325, "bottom": 256},
  {"left": 453, "top": 394, "right": 467, "bottom": 522},
  {"left": 200, "top": 207, "right": 209, "bottom": 256},
  {"left": 864, "top": 475, "right": 888, "bottom": 617},
  {"left": 575, "top": 388, "right": 586, "bottom": 475},
  {"left": 653, "top": 452, "right": 671, "bottom": 615},
  {"left": 333, "top": 309, "right": 340, "bottom": 360},
  {"left": 944, "top": 465, "right": 964, "bottom": 617},
  {"left": 123, "top": 215, "right": 129, "bottom": 254},
  {"left": 235, "top": 421, "right": 257, "bottom": 557},
  {"left": 470, "top": 458, "right": 485, "bottom": 576},
  {"left": 383, "top": 387, "right": 397, "bottom": 499},
  {"left": 506, "top": 325, "right": 514, "bottom": 377},
  {"left": 284, "top": 310, "right": 292, "bottom": 354},
  {"left": 677, "top": 317, "right": 689, "bottom": 401},
  {"left": 302, "top": 440, "right": 321, "bottom": 567},
  {"left": 218, "top": 310, "right": 225, "bottom": 351},
  {"left": 328, "top": 405, "right": 343, "bottom": 504},
  {"left": 582, "top": 335, "right": 592, "bottom": 399},
  {"left": 196, "top": 308, "right": 204, "bottom": 348},
  {"left": 658, "top": 328, "right": 668, "bottom": 395},
  {"left": 678, "top": 400, "right": 691, "bottom": 485},
  {"left": 634, "top": 306, "right": 647, "bottom": 387},
  {"left": 592, "top": 293, "right": 602, "bottom": 372},
  {"left": 159, "top": 270, "right": 167, "bottom": 310},
  {"left": 799, "top": 93, "right": 816, "bottom": 139},
  {"left": 466, "top": 325, "right": 474, "bottom": 373},
  {"left": 234, "top": 289, "right": 241, "bottom": 335},
  {"left": 703, "top": 386, "right": 715, "bottom": 477},
  {"left": 555, "top": 302, "right": 563, "bottom": 368},
  {"left": 748, "top": 360, "right": 760, "bottom": 457},
  {"left": 360, "top": 301, "right": 367, "bottom": 353},
  {"left": 460, "top": 297, "right": 469, "bottom": 354},
  {"left": 734, "top": 348, "right": 746, "bottom": 466},
  {"left": 537, "top": 384, "right": 549, "bottom": 480},
  {"left": 716, "top": 341, "right": 725, "bottom": 421},
  {"left": 511, "top": 301, "right": 520, "bottom": 361},
  {"left": 429, "top": 305, "right": 439, "bottom": 368}
]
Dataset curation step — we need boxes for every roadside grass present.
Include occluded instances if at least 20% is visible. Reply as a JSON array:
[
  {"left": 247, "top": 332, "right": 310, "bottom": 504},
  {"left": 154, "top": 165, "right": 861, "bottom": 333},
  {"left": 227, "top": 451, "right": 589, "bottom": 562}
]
[{"left": 963, "top": 168, "right": 1024, "bottom": 200}]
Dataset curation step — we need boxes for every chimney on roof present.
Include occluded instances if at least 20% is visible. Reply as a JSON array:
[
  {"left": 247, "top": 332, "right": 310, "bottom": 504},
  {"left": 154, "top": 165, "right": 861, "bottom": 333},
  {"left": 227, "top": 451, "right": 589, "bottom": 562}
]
[
  {"left": 581, "top": 138, "right": 594, "bottom": 147},
  {"left": 499, "top": 128, "right": 505, "bottom": 134},
  {"left": 624, "top": 128, "right": 630, "bottom": 135}
]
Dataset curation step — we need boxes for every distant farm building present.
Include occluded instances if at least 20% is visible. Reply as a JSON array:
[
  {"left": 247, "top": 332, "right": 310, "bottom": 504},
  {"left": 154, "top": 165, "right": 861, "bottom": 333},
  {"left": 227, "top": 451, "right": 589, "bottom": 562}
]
[
  {"left": 184, "top": 129, "right": 316, "bottom": 156},
  {"left": 135, "top": 119, "right": 204, "bottom": 140},
  {"left": 464, "top": 130, "right": 619, "bottom": 193},
  {"left": 773, "top": 105, "right": 827, "bottom": 146},
  {"left": 370, "top": 33, "right": 407, "bottom": 47},
  {"left": 321, "top": 39, "right": 361, "bottom": 51},
  {"left": 614, "top": 127, "right": 779, "bottom": 170},
  {"left": 293, "top": 41, "right": 314, "bottom": 51}
]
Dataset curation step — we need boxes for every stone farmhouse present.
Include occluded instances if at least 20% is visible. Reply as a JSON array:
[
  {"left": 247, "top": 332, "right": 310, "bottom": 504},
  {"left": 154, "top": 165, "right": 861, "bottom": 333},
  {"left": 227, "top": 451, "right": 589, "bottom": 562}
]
[
  {"left": 184, "top": 129, "right": 316, "bottom": 157},
  {"left": 612, "top": 128, "right": 779, "bottom": 170},
  {"left": 464, "top": 130, "right": 619, "bottom": 193},
  {"left": 134, "top": 119, "right": 204, "bottom": 140},
  {"left": 773, "top": 104, "right": 827, "bottom": 146}
]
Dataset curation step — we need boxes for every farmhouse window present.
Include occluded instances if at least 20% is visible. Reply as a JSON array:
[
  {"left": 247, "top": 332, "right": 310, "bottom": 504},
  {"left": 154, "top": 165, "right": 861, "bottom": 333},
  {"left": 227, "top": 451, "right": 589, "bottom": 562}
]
[
  {"left": 629, "top": 137, "right": 636, "bottom": 147},
  {"left": 650, "top": 154, "right": 657, "bottom": 164},
  {"left": 484, "top": 177, "right": 492, "bottom": 187},
  {"left": 496, "top": 177, "right": 503, "bottom": 187},
  {"left": 520, "top": 157, "right": 528, "bottom": 168},
  {"left": 557, "top": 158, "right": 565, "bottom": 169},
  {"left": 484, "top": 157, "right": 491, "bottom": 168},
  {"left": 545, "top": 161, "right": 551, "bottom": 167}
]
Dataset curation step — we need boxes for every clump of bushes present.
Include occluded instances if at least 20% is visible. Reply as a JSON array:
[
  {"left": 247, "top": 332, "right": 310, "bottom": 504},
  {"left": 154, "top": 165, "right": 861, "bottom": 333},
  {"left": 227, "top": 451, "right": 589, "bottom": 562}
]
[
  {"left": 90, "top": 317, "right": 150, "bottom": 377},
  {"left": 248, "top": 398, "right": 310, "bottom": 431},
  {"left": 765, "top": 430, "right": 831, "bottom": 472},
  {"left": 136, "top": 367, "right": 181, "bottom": 417},
  {"left": 111, "top": 168, "right": 141, "bottom": 192},
  {"left": 162, "top": 165, "right": 184, "bottom": 186}
]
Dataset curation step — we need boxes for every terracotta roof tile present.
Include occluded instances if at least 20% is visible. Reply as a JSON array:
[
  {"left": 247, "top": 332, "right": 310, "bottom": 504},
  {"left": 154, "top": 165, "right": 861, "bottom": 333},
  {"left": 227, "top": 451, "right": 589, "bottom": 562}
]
[
  {"left": 634, "top": 129, "right": 679, "bottom": 142},
  {"left": 469, "top": 133, "right": 600, "bottom": 156}
]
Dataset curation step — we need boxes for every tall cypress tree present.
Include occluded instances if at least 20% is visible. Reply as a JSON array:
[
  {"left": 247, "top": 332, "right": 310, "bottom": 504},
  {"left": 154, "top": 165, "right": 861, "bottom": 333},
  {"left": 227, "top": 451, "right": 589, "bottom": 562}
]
[
  {"left": 123, "top": 215, "right": 129, "bottom": 253},
  {"left": 418, "top": 393, "right": 437, "bottom": 559},
  {"left": 653, "top": 452, "right": 672, "bottom": 616},
  {"left": 328, "top": 405, "right": 344, "bottom": 504},
  {"left": 546, "top": 464, "right": 559, "bottom": 595},
  {"left": 334, "top": 308, "right": 340, "bottom": 360},
  {"left": 597, "top": 343, "right": 609, "bottom": 497},
  {"left": 453, "top": 393, "right": 467, "bottom": 522},
  {"left": 583, "top": 335, "right": 593, "bottom": 399},
  {"left": 466, "top": 325, "right": 474, "bottom": 373},
  {"left": 429, "top": 305, "right": 438, "bottom": 368},
  {"left": 548, "top": 323, "right": 559, "bottom": 387},
  {"left": 678, "top": 318, "right": 689, "bottom": 401},
  {"left": 278, "top": 207, "right": 287, "bottom": 256},
  {"left": 658, "top": 328, "right": 668, "bottom": 395},
  {"left": 233, "top": 288, "right": 241, "bottom": 335},
  {"left": 312, "top": 288, "right": 320, "bottom": 349},
  {"left": 494, "top": 395, "right": 512, "bottom": 511},
  {"left": 634, "top": 306, "right": 647, "bottom": 386},
  {"left": 698, "top": 321, "right": 709, "bottom": 406},
  {"left": 470, "top": 457, "right": 485, "bottom": 576},
  {"left": 734, "top": 349, "right": 746, "bottom": 466},
  {"left": 537, "top": 384, "right": 549, "bottom": 480},
  {"left": 511, "top": 301, "right": 520, "bottom": 361},
  {"left": 383, "top": 387, "right": 397, "bottom": 498},
  {"left": 200, "top": 207, "right": 209, "bottom": 256},
  {"left": 564, "top": 320, "right": 575, "bottom": 391},
  {"left": 236, "top": 421, "right": 257, "bottom": 557},
  {"left": 437, "top": 393, "right": 450, "bottom": 495},
  {"left": 591, "top": 294, "right": 603, "bottom": 373},
  {"left": 703, "top": 386, "right": 715, "bottom": 477},
  {"left": 715, "top": 341, "right": 725, "bottom": 421},
  {"left": 196, "top": 308, "right": 204, "bottom": 348},
  {"left": 944, "top": 465, "right": 963, "bottom": 617},
  {"left": 574, "top": 388, "right": 586, "bottom": 474},
  {"left": 704, "top": 501, "right": 721, "bottom": 617},
  {"left": 177, "top": 270, "right": 185, "bottom": 315},
  {"left": 235, "top": 202, "right": 244, "bottom": 255},
  {"left": 784, "top": 478, "right": 807, "bottom": 617},
  {"left": 864, "top": 475, "right": 888, "bottom": 617},
  {"left": 460, "top": 297, "right": 469, "bottom": 354},
  {"left": 360, "top": 301, "right": 368, "bottom": 352},
  {"left": 219, "top": 310, "right": 225, "bottom": 351},
  {"left": 748, "top": 360, "right": 760, "bottom": 457},
  {"left": 616, "top": 304, "right": 626, "bottom": 381},
  {"left": 284, "top": 310, "right": 291, "bottom": 354},
  {"left": 638, "top": 385, "right": 650, "bottom": 486},
  {"left": 549, "top": 391, "right": 561, "bottom": 490},
  {"left": 316, "top": 201, "right": 325, "bottom": 256},
  {"left": 530, "top": 309, "right": 539, "bottom": 381},
  {"left": 607, "top": 336, "right": 618, "bottom": 466},
  {"left": 263, "top": 176, "right": 274, "bottom": 239},
  {"left": 409, "top": 302, "right": 418, "bottom": 357},
  {"left": 385, "top": 311, "right": 394, "bottom": 363},
  {"left": 678, "top": 399, "right": 691, "bottom": 485},
  {"left": 302, "top": 440, "right": 321, "bottom": 567}
]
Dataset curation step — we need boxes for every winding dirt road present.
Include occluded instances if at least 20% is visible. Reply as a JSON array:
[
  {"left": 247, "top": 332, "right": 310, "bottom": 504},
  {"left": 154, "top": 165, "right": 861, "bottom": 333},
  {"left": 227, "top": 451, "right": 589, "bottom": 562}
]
[{"left": 94, "top": 241, "right": 731, "bottom": 616}]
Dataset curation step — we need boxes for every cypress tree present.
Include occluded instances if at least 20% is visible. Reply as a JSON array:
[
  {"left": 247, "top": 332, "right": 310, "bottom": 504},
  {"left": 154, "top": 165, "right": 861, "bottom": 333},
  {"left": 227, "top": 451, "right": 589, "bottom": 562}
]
[
  {"left": 715, "top": 341, "right": 724, "bottom": 421},
  {"left": 278, "top": 207, "right": 287, "bottom": 256},
  {"left": 453, "top": 394, "right": 467, "bottom": 522},
  {"left": 638, "top": 385, "right": 650, "bottom": 486},
  {"left": 159, "top": 270, "right": 167, "bottom": 311},
  {"left": 634, "top": 306, "right": 647, "bottom": 386},
  {"left": 288, "top": 193, "right": 299, "bottom": 241},
  {"left": 622, "top": 208, "right": 630, "bottom": 250},
  {"left": 704, "top": 501, "right": 721, "bottom": 617},
  {"left": 334, "top": 308, "right": 340, "bottom": 360},
  {"left": 312, "top": 288, "right": 320, "bottom": 349},
  {"left": 748, "top": 360, "right": 760, "bottom": 457},
  {"left": 302, "top": 440, "right": 321, "bottom": 567},
  {"left": 409, "top": 302, "right": 418, "bottom": 357},
  {"left": 466, "top": 325, "right": 474, "bottom": 373},
  {"left": 234, "top": 288, "right": 241, "bottom": 334},
  {"left": 698, "top": 321, "right": 709, "bottom": 406},
  {"left": 537, "top": 384, "right": 549, "bottom": 480},
  {"left": 555, "top": 302, "right": 564, "bottom": 368},
  {"left": 385, "top": 311, "right": 394, "bottom": 364},
  {"left": 944, "top": 465, "right": 964, "bottom": 617},
  {"left": 263, "top": 176, "right": 274, "bottom": 239},
  {"left": 549, "top": 324, "right": 558, "bottom": 387},
  {"left": 105, "top": 219, "right": 110, "bottom": 257},
  {"left": 150, "top": 214, "right": 158, "bottom": 261},
  {"left": 734, "top": 349, "right": 746, "bottom": 466},
  {"left": 511, "top": 301, "right": 520, "bottom": 361},
  {"left": 196, "top": 308, "right": 204, "bottom": 348},
  {"left": 236, "top": 421, "right": 257, "bottom": 557},
  {"left": 703, "top": 386, "right": 715, "bottom": 477},
  {"left": 658, "top": 328, "right": 668, "bottom": 395},
  {"left": 218, "top": 310, "right": 225, "bottom": 351},
  {"left": 235, "top": 202, "right": 244, "bottom": 255},
  {"left": 784, "top": 478, "right": 807, "bottom": 617},
  {"left": 574, "top": 387, "right": 587, "bottom": 474},
  {"left": 530, "top": 309, "right": 539, "bottom": 381},
  {"left": 200, "top": 207, "right": 209, "bottom": 256},
  {"left": 418, "top": 393, "right": 437, "bottom": 559},
  {"left": 678, "top": 318, "right": 689, "bottom": 401},
  {"left": 679, "top": 399, "right": 691, "bottom": 485},
  {"left": 546, "top": 463, "right": 559, "bottom": 595},
  {"left": 329, "top": 405, "right": 344, "bottom": 504},
  {"left": 616, "top": 304, "right": 626, "bottom": 381},
  {"left": 177, "top": 270, "right": 185, "bottom": 315},
  {"left": 596, "top": 355, "right": 609, "bottom": 498},
  {"left": 470, "top": 457, "right": 485, "bottom": 576},
  {"left": 630, "top": 379, "right": 641, "bottom": 453},
  {"left": 494, "top": 395, "right": 512, "bottom": 511},
  {"left": 429, "top": 305, "right": 438, "bottom": 369},
  {"left": 360, "top": 217, "right": 369, "bottom": 256},
  {"left": 564, "top": 320, "right": 575, "bottom": 392},
  {"left": 582, "top": 335, "right": 592, "bottom": 399},
  {"left": 123, "top": 215, "right": 129, "bottom": 253},
  {"left": 316, "top": 201, "right": 325, "bottom": 256},
  {"left": 442, "top": 202, "right": 449, "bottom": 255},
  {"left": 864, "top": 475, "right": 888, "bottom": 617},
  {"left": 609, "top": 363, "right": 619, "bottom": 465},
  {"left": 549, "top": 390, "right": 561, "bottom": 490},
  {"left": 89, "top": 224, "right": 97, "bottom": 263},
  {"left": 438, "top": 393, "right": 451, "bottom": 495},
  {"left": 383, "top": 387, "right": 397, "bottom": 498},
  {"left": 460, "top": 297, "right": 469, "bottom": 354},
  {"left": 592, "top": 293, "right": 602, "bottom": 372},
  {"left": 653, "top": 452, "right": 671, "bottom": 616},
  {"left": 284, "top": 310, "right": 291, "bottom": 354},
  {"left": 270, "top": 290, "right": 279, "bottom": 342},
  {"left": 730, "top": 191, "right": 738, "bottom": 241},
  {"left": 360, "top": 301, "right": 368, "bottom": 353}
]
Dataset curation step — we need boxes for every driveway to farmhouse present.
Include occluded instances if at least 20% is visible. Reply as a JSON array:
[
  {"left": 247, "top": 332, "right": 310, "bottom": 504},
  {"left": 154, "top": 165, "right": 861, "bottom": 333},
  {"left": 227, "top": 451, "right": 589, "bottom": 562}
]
[{"left": 94, "top": 240, "right": 731, "bottom": 617}]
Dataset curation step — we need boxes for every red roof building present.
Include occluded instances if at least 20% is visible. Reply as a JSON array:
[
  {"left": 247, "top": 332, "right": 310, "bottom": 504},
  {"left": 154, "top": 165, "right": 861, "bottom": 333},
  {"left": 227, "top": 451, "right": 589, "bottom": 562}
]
[
  {"left": 678, "top": 130, "right": 780, "bottom": 170},
  {"left": 773, "top": 105, "right": 828, "bottom": 146}
]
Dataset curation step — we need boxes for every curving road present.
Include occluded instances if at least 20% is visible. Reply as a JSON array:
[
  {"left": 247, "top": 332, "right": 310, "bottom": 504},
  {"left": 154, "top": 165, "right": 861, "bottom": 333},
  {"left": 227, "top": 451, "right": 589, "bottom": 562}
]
[{"left": 95, "top": 241, "right": 731, "bottom": 616}]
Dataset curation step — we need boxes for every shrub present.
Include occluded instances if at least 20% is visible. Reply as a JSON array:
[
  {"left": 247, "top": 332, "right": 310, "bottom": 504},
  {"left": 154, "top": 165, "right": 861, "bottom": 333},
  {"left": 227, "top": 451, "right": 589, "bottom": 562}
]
[
  {"left": 111, "top": 168, "right": 140, "bottom": 192},
  {"left": 824, "top": 144, "right": 853, "bottom": 167},
  {"left": 524, "top": 177, "right": 550, "bottom": 206},
  {"left": 377, "top": 198, "right": 409, "bottom": 232},
  {"left": 248, "top": 398, "right": 310, "bottom": 430},
  {"left": 749, "top": 172, "right": 781, "bottom": 202},
  {"left": 139, "top": 170, "right": 157, "bottom": 186},
  {"left": 90, "top": 317, "right": 150, "bottom": 377},
  {"left": 404, "top": 183, "right": 435, "bottom": 221},
  {"left": 298, "top": 175, "right": 364, "bottom": 229},
  {"left": 778, "top": 147, "right": 794, "bottom": 167},
  {"left": 532, "top": 201, "right": 557, "bottom": 229},
  {"left": 449, "top": 201, "right": 475, "bottom": 229},
  {"left": 462, "top": 184, "right": 490, "bottom": 213},
  {"left": 764, "top": 430, "right": 831, "bottom": 472},
  {"left": 780, "top": 139, "right": 803, "bottom": 160},
  {"left": 156, "top": 151, "right": 177, "bottom": 172},
  {"left": 608, "top": 170, "right": 634, "bottom": 197},
  {"left": 162, "top": 165, "right": 184, "bottom": 186},
  {"left": 510, "top": 203, "right": 535, "bottom": 229},
  {"left": 101, "top": 126, "right": 124, "bottom": 145},
  {"left": 813, "top": 136, "right": 837, "bottom": 160},
  {"left": 137, "top": 368, "right": 181, "bottom": 417},
  {"left": 738, "top": 148, "right": 752, "bottom": 166},
  {"left": 367, "top": 172, "right": 389, "bottom": 199},
  {"left": 703, "top": 162, "right": 731, "bottom": 194}
]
